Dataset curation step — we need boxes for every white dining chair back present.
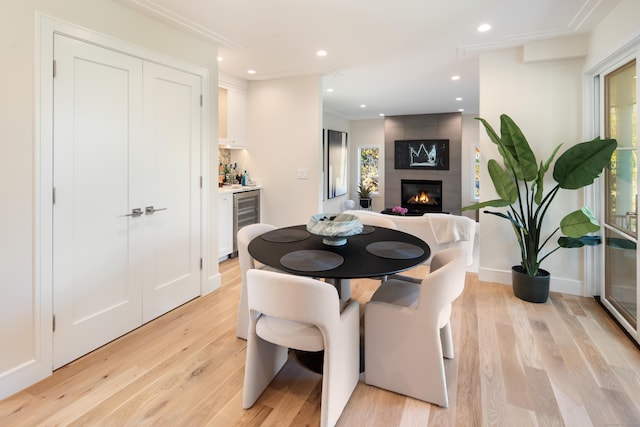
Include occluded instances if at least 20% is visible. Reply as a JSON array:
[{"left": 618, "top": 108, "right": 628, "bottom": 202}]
[
  {"left": 243, "top": 269, "right": 360, "bottom": 427},
  {"left": 236, "top": 222, "right": 277, "bottom": 340},
  {"left": 364, "top": 247, "right": 466, "bottom": 407}
]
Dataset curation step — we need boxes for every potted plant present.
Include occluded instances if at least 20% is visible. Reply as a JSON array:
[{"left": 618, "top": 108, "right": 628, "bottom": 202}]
[
  {"left": 463, "top": 114, "right": 616, "bottom": 303},
  {"left": 357, "top": 179, "right": 375, "bottom": 209}
]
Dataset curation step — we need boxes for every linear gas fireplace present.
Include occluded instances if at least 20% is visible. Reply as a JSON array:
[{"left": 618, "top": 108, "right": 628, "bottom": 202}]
[{"left": 401, "top": 179, "right": 442, "bottom": 213}]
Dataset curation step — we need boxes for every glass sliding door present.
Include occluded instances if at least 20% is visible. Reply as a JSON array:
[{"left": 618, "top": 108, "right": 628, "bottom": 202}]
[{"left": 602, "top": 58, "right": 638, "bottom": 340}]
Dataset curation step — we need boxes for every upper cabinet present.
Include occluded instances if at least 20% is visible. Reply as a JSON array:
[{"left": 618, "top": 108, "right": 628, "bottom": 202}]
[{"left": 218, "top": 75, "right": 247, "bottom": 149}]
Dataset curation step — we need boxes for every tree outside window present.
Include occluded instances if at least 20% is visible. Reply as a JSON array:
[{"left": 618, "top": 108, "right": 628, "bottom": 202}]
[{"left": 359, "top": 147, "right": 380, "bottom": 193}]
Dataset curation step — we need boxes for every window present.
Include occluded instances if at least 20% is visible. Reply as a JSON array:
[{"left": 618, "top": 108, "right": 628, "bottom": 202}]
[
  {"left": 603, "top": 58, "right": 637, "bottom": 329},
  {"left": 358, "top": 147, "right": 380, "bottom": 193}
]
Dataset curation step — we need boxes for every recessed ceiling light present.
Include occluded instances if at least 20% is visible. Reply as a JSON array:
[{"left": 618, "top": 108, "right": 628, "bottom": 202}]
[
  {"left": 458, "top": 108, "right": 465, "bottom": 112},
  {"left": 326, "top": 88, "right": 334, "bottom": 93},
  {"left": 477, "top": 23, "right": 492, "bottom": 32},
  {"left": 317, "top": 50, "right": 327, "bottom": 57},
  {"left": 379, "top": 113, "right": 385, "bottom": 117},
  {"left": 456, "top": 97, "right": 463, "bottom": 101},
  {"left": 360, "top": 104, "right": 366, "bottom": 108},
  {"left": 247, "top": 69, "right": 256, "bottom": 74},
  {"left": 451, "top": 75, "right": 460, "bottom": 81},
  {"left": 217, "top": 56, "right": 223, "bottom": 62}
]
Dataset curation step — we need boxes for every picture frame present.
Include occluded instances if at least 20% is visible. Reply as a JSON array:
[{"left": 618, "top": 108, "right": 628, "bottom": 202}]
[
  {"left": 325, "top": 129, "right": 348, "bottom": 199},
  {"left": 394, "top": 139, "right": 449, "bottom": 170}
]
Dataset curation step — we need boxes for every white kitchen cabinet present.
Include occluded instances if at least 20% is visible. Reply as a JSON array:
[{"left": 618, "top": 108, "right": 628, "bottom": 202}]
[
  {"left": 218, "top": 192, "right": 233, "bottom": 258},
  {"left": 218, "top": 82, "right": 247, "bottom": 148}
]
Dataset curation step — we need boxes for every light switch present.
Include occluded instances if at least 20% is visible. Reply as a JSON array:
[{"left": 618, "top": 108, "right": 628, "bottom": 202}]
[{"left": 297, "top": 168, "right": 309, "bottom": 179}]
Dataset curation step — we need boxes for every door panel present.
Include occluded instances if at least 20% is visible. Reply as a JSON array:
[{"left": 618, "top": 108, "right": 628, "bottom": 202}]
[
  {"left": 53, "top": 35, "right": 144, "bottom": 368},
  {"left": 53, "top": 36, "right": 203, "bottom": 368},
  {"left": 142, "top": 63, "right": 201, "bottom": 322},
  {"left": 603, "top": 58, "right": 638, "bottom": 336}
]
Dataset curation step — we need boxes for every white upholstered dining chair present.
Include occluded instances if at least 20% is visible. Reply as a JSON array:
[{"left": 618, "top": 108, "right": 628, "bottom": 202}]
[
  {"left": 364, "top": 247, "right": 466, "bottom": 407},
  {"left": 242, "top": 269, "right": 360, "bottom": 427},
  {"left": 236, "top": 223, "right": 278, "bottom": 340}
]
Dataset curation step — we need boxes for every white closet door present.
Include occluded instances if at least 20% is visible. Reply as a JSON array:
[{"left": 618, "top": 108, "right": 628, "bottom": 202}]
[
  {"left": 141, "top": 62, "right": 201, "bottom": 322},
  {"left": 52, "top": 35, "right": 144, "bottom": 368}
]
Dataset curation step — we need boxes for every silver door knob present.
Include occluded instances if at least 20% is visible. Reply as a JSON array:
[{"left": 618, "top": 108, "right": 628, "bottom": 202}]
[
  {"left": 145, "top": 206, "right": 167, "bottom": 215},
  {"left": 125, "top": 208, "right": 143, "bottom": 217}
]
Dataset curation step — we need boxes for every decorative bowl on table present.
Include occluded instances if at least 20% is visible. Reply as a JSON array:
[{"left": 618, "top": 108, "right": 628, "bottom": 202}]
[{"left": 306, "top": 213, "right": 363, "bottom": 246}]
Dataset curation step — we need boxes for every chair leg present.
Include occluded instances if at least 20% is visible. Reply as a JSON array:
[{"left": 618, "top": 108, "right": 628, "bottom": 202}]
[
  {"left": 440, "top": 322, "right": 454, "bottom": 359},
  {"left": 242, "top": 336, "right": 288, "bottom": 409},
  {"left": 236, "top": 283, "right": 249, "bottom": 340}
]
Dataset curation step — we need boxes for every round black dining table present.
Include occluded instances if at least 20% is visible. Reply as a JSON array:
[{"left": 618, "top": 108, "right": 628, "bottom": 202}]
[
  {"left": 247, "top": 223, "right": 430, "bottom": 373},
  {"left": 248, "top": 224, "right": 431, "bottom": 282}
]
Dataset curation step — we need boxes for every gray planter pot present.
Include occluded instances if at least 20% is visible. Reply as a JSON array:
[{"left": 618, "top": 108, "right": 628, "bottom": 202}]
[{"left": 511, "top": 266, "right": 550, "bottom": 303}]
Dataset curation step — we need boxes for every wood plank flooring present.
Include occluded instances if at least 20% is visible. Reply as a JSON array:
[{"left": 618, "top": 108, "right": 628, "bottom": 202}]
[{"left": 1, "top": 257, "right": 639, "bottom": 426}]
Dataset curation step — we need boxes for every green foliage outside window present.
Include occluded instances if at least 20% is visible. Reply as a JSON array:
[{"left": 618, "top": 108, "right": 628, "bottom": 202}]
[{"left": 359, "top": 147, "right": 379, "bottom": 193}]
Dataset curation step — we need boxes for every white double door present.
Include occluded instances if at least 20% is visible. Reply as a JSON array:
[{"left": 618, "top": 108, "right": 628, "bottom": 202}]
[{"left": 53, "top": 35, "right": 202, "bottom": 368}]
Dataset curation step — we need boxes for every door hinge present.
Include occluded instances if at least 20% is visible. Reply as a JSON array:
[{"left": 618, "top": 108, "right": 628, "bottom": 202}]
[
  {"left": 52, "top": 187, "right": 56, "bottom": 205},
  {"left": 200, "top": 94, "right": 203, "bottom": 107},
  {"left": 53, "top": 60, "right": 56, "bottom": 78},
  {"left": 52, "top": 315, "right": 56, "bottom": 332},
  {"left": 200, "top": 258, "right": 203, "bottom": 270},
  {"left": 200, "top": 176, "right": 203, "bottom": 188}
]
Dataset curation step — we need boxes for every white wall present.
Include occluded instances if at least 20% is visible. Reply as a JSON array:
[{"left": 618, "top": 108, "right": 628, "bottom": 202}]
[
  {"left": 586, "top": 0, "right": 640, "bottom": 69},
  {"left": 477, "top": 47, "right": 587, "bottom": 293},
  {"left": 0, "top": 0, "right": 219, "bottom": 399},
  {"left": 245, "top": 76, "right": 323, "bottom": 227}
]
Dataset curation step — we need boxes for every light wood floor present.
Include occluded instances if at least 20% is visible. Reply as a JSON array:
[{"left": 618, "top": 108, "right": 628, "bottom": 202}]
[{"left": 2, "top": 258, "right": 639, "bottom": 426}]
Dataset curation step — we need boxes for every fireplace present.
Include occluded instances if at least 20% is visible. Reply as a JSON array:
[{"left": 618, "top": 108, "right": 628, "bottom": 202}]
[{"left": 401, "top": 179, "right": 442, "bottom": 213}]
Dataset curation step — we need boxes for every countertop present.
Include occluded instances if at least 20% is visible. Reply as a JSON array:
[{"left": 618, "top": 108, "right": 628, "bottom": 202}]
[{"left": 218, "top": 185, "right": 262, "bottom": 194}]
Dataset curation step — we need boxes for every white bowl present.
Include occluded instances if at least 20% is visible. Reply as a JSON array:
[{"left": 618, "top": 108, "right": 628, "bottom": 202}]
[{"left": 307, "top": 213, "right": 363, "bottom": 246}]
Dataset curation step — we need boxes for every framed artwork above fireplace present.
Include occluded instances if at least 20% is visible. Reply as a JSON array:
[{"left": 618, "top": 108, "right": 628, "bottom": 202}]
[{"left": 394, "top": 139, "right": 449, "bottom": 170}]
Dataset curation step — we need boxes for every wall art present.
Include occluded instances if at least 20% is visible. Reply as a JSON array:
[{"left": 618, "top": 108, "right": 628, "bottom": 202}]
[{"left": 394, "top": 139, "right": 449, "bottom": 170}]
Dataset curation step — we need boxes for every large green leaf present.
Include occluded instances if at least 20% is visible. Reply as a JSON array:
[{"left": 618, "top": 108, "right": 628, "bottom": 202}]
[
  {"left": 500, "top": 114, "right": 538, "bottom": 181},
  {"left": 477, "top": 117, "right": 518, "bottom": 175},
  {"left": 462, "top": 199, "right": 511, "bottom": 211},
  {"left": 558, "top": 236, "right": 601, "bottom": 248},
  {"left": 488, "top": 159, "right": 518, "bottom": 203},
  {"left": 534, "top": 144, "right": 563, "bottom": 204},
  {"left": 553, "top": 138, "right": 617, "bottom": 189},
  {"left": 534, "top": 161, "right": 545, "bottom": 205},
  {"left": 559, "top": 207, "right": 600, "bottom": 237}
]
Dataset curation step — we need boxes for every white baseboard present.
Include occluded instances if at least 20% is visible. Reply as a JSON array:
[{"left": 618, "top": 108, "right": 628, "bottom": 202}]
[{"left": 479, "top": 267, "right": 586, "bottom": 296}]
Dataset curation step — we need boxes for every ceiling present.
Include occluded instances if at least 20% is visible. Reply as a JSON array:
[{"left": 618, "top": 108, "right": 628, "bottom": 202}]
[{"left": 118, "top": 0, "right": 621, "bottom": 120}]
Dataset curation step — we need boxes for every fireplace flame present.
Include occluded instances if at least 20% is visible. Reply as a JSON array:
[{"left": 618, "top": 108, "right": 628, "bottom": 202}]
[{"left": 408, "top": 191, "right": 436, "bottom": 205}]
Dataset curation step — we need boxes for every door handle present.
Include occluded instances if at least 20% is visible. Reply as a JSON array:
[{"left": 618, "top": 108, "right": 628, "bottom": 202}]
[
  {"left": 125, "top": 208, "right": 144, "bottom": 217},
  {"left": 145, "top": 206, "right": 167, "bottom": 215},
  {"left": 625, "top": 211, "right": 637, "bottom": 228}
]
